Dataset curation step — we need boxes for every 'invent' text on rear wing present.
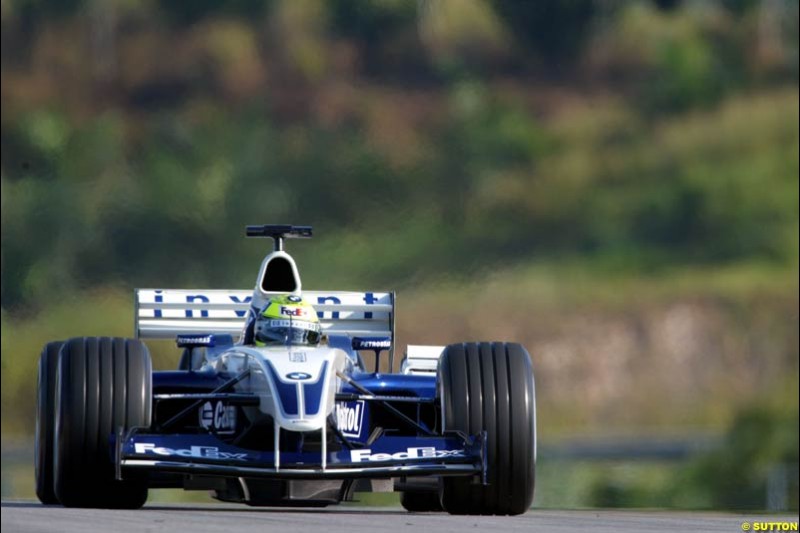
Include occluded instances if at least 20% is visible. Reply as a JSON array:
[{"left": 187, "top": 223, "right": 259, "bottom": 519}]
[{"left": 134, "top": 289, "right": 394, "bottom": 342}]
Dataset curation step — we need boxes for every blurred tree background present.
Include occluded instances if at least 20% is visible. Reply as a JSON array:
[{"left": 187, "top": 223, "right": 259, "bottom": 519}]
[{"left": 1, "top": 0, "right": 797, "bottom": 510}]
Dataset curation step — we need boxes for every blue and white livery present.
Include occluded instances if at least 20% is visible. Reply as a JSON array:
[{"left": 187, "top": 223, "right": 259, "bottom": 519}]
[{"left": 35, "top": 225, "right": 536, "bottom": 514}]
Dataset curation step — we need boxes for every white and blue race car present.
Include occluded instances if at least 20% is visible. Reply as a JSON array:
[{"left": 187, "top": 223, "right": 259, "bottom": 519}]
[{"left": 35, "top": 225, "right": 536, "bottom": 514}]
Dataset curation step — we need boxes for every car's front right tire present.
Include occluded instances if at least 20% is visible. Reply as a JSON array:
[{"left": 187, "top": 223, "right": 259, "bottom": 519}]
[{"left": 54, "top": 337, "right": 152, "bottom": 508}]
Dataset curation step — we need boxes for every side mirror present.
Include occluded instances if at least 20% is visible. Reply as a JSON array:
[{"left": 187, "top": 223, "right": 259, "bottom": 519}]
[{"left": 351, "top": 337, "right": 392, "bottom": 373}]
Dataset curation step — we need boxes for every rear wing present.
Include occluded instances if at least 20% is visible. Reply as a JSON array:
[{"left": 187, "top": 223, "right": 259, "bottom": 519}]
[{"left": 135, "top": 289, "right": 394, "bottom": 343}]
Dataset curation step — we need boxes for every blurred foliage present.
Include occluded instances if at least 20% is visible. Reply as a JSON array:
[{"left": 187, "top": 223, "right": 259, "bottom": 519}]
[
  {"left": 491, "top": 0, "right": 596, "bottom": 66},
  {"left": 1, "top": 0, "right": 798, "bottom": 510},
  {"left": 2, "top": 0, "right": 798, "bottom": 312},
  {"left": 584, "top": 396, "right": 800, "bottom": 510},
  {"left": 676, "top": 401, "right": 799, "bottom": 510}
]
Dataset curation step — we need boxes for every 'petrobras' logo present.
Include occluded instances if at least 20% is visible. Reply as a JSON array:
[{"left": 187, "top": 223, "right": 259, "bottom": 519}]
[
  {"left": 350, "top": 447, "right": 464, "bottom": 463},
  {"left": 352, "top": 337, "right": 391, "bottom": 351},
  {"left": 176, "top": 335, "right": 214, "bottom": 348},
  {"left": 359, "top": 340, "right": 390, "bottom": 349},
  {"left": 133, "top": 442, "right": 248, "bottom": 461},
  {"left": 336, "top": 401, "right": 364, "bottom": 438}
]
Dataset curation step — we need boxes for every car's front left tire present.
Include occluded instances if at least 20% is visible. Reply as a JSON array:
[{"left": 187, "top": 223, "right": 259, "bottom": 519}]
[
  {"left": 35, "top": 341, "right": 63, "bottom": 504},
  {"left": 54, "top": 337, "right": 152, "bottom": 508},
  {"left": 438, "top": 342, "right": 536, "bottom": 515}
]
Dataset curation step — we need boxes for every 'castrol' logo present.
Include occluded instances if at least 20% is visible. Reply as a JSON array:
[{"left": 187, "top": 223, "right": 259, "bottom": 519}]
[{"left": 336, "top": 401, "right": 364, "bottom": 439}]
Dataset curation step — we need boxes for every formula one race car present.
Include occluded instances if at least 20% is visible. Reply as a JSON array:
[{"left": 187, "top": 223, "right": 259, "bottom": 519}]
[{"left": 35, "top": 225, "right": 536, "bottom": 514}]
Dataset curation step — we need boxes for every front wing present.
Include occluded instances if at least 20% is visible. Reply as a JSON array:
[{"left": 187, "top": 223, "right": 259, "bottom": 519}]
[{"left": 117, "top": 431, "right": 486, "bottom": 481}]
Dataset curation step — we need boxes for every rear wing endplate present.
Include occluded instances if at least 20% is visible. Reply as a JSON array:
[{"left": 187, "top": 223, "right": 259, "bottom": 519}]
[
  {"left": 135, "top": 289, "right": 394, "bottom": 344},
  {"left": 401, "top": 345, "right": 444, "bottom": 375}
]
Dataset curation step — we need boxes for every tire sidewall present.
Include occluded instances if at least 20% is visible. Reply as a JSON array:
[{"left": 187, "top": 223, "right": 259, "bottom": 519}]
[
  {"left": 35, "top": 341, "right": 62, "bottom": 504},
  {"left": 53, "top": 337, "right": 151, "bottom": 508}
]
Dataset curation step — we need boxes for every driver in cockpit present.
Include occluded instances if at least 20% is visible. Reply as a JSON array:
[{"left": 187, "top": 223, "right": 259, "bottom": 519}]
[{"left": 250, "top": 294, "right": 322, "bottom": 347}]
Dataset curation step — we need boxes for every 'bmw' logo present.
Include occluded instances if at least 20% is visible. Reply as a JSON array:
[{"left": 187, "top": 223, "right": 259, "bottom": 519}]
[{"left": 286, "top": 372, "right": 312, "bottom": 381}]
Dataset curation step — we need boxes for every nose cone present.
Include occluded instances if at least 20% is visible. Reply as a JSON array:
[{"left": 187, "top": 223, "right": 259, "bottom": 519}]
[{"left": 258, "top": 346, "right": 346, "bottom": 432}]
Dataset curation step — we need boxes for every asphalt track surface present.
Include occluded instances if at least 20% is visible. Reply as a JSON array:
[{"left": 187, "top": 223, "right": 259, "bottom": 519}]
[{"left": 3, "top": 501, "right": 798, "bottom": 533}]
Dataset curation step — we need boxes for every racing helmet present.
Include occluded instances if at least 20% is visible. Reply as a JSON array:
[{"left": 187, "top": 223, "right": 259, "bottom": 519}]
[{"left": 254, "top": 294, "right": 321, "bottom": 347}]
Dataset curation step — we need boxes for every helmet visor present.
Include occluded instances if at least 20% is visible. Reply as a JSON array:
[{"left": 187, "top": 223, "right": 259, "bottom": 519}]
[{"left": 255, "top": 319, "right": 321, "bottom": 347}]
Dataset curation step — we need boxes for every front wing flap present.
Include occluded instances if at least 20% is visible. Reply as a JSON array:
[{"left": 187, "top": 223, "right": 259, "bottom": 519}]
[{"left": 117, "top": 431, "right": 486, "bottom": 480}]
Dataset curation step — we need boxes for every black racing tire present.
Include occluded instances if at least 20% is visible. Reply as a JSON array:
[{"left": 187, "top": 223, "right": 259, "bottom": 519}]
[
  {"left": 401, "top": 490, "right": 444, "bottom": 512},
  {"left": 35, "top": 341, "right": 63, "bottom": 504},
  {"left": 438, "top": 342, "right": 536, "bottom": 516},
  {"left": 54, "top": 337, "right": 152, "bottom": 509}
]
